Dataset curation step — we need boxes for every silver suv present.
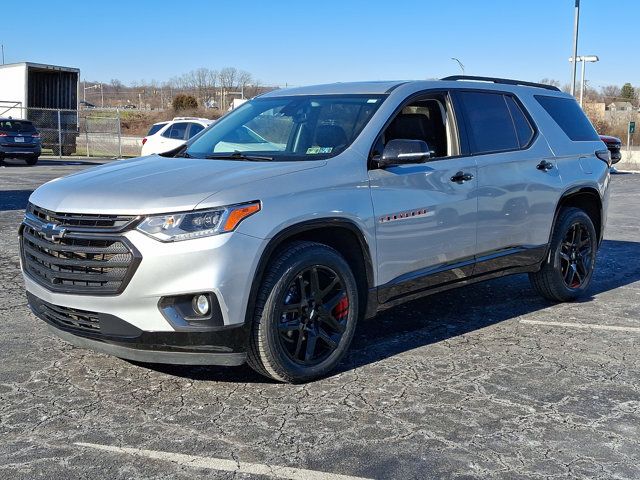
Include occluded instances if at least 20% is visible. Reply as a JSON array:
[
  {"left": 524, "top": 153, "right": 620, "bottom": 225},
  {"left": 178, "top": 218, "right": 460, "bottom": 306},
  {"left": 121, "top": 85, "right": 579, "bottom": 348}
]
[{"left": 20, "top": 77, "right": 611, "bottom": 383}]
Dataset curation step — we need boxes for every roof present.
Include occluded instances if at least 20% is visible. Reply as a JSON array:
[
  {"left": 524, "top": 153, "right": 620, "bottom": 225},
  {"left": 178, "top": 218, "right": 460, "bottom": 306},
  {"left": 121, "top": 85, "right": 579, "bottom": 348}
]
[
  {"left": 260, "top": 81, "right": 407, "bottom": 97},
  {"left": 0, "top": 62, "right": 80, "bottom": 74},
  {"left": 0, "top": 117, "right": 32, "bottom": 122},
  {"left": 608, "top": 101, "right": 634, "bottom": 108},
  {"left": 259, "top": 78, "right": 567, "bottom": 98}
]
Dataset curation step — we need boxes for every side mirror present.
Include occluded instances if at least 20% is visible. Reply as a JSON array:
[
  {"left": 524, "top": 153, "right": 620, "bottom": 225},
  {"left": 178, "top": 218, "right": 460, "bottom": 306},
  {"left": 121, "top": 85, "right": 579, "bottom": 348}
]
[{"left": 378, "top": 139, "right": 431, "bottom": 167}]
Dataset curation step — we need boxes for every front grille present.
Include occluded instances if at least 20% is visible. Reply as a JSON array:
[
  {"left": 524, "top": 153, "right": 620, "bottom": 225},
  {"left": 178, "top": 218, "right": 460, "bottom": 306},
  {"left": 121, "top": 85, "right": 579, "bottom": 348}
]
[
  {"left": 27, "top": 203, "right": 138, "bottom": 232},
  {"left": 21, "top": 224, "right": 140, "bottom": 295},
  {"left": 38, "top": 300, "right": 101, "bottom": 334}
]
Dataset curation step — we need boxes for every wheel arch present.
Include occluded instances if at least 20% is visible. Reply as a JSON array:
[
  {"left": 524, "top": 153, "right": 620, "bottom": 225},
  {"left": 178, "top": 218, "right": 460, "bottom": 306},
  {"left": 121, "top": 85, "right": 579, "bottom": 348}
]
[
  {"left": 244, "top": 218, "right": 377, "bottom": 328},
  {"left": 551, "top": 186, "right": 603, "bottom": 248}
]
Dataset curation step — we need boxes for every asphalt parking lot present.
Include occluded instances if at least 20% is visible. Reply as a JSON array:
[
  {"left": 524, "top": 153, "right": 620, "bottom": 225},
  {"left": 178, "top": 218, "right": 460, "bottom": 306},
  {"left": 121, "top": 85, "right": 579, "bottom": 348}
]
[{"left": 1, "top": 157, "right": 639, "bottom": 479}]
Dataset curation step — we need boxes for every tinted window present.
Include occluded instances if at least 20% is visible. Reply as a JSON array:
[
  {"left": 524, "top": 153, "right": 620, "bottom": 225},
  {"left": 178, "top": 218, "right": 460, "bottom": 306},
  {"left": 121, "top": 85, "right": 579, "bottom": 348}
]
[
  {"left": 458, "top": 92, "right": 518, "bottom": 154},
  {"left": 147, "top": 123, "right": 167, "bottom": 136},
  {"left": 535, "top": 95, "right": 599, "bottom": 141},
  {"left": 163, "top": 122, "right": 189, "bottom": 140},
  {"left": 504, "top": 96, "right": 535, "bottom": 148},
  {"left": 188, "top": 123, "right": 205, "bottom": 138},
  {"left": 0, "top": 120, "right": 36, "bottom": 133}
]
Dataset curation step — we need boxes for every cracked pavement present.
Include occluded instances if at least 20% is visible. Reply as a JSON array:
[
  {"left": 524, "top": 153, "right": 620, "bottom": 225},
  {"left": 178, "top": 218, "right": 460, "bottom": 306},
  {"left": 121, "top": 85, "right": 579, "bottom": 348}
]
[{"left": 1, "top": 157, "right": 639, "bottom": 479}]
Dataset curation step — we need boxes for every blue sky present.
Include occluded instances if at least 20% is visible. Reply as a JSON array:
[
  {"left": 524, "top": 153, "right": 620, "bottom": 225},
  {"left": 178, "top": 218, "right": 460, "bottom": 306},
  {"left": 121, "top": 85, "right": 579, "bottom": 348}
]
[{"left": 2, "top": 0, "right": 635, "bottom": 88}]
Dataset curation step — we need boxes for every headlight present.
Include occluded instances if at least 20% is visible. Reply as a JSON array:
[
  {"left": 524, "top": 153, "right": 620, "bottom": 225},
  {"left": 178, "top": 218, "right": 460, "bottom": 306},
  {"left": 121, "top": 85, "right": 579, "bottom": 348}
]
[{"left": 136, "top": 201, "right": 260, "bottom": 242}]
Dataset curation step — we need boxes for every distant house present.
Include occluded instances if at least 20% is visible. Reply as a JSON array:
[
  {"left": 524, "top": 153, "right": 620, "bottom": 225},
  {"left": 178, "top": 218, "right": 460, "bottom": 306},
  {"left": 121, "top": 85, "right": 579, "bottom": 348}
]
[{"left": 607, "top": 101, "right": 634, "bottom": 112}]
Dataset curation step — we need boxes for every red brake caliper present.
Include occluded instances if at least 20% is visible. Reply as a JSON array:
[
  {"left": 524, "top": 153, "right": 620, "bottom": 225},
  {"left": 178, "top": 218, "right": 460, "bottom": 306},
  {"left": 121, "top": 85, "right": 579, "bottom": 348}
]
[{"left": 332, "top": 295, "right": 349, "bottom": 320}]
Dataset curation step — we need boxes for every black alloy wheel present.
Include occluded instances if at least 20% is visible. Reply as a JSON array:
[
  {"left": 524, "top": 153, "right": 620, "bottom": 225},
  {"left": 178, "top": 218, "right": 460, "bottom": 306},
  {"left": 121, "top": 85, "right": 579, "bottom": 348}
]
[
  {"left": 277, "top": 265, "right": 349, "bottom": 365},
  {"left": 529, "top": 207, "right": 598, "bottom": 302},
  {"left": 559, "top": 221, "right": 593, "bottom": 289},
  {"left": 247, "top": 241, "right": 359, "bottom": 383}
]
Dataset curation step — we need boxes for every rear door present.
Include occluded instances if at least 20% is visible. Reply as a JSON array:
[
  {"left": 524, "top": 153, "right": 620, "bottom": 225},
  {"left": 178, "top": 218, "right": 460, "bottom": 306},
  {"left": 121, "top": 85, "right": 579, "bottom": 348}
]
[
  {"left": 452, "top": 90, "right": 561, "bottom": 273},
  {"left": 158, "top": 122, "right": 190, "bottom": 152},
  {"left": 368, "top": 92, "right": 478, "bottom": 302}
]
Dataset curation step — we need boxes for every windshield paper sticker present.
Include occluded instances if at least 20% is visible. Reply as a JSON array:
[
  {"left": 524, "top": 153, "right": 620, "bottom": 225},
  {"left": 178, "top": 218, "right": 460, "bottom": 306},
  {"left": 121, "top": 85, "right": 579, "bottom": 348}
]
[{"left": 306, "top": 147, "right": 333, "bottom": 154}]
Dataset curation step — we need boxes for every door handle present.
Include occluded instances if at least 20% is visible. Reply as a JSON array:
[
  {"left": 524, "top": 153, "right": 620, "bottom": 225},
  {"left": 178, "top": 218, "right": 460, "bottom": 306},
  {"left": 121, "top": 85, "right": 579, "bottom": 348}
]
[
  {"left": 536, "top": 160, "right": 554, "bottom": 172},
  {"left": 450, "top": 171, "right": 474, "bottom": 183}
]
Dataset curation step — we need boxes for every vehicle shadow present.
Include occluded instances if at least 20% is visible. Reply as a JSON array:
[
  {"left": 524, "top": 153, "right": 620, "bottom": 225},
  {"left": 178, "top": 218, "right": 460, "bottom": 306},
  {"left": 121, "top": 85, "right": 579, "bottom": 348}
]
[
  {"left": 1, "top": 158, "right": 105, "bottom": 167},
  {"left": 142, "top": 238, "right": 640, "bottom": 384},
  {"left": 0, "top": 190, "right": 33, "bottom": 212}
]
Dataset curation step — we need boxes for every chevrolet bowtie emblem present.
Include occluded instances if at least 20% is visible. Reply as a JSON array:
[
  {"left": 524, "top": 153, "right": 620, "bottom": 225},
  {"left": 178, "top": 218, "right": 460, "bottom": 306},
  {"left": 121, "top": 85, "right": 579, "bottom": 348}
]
[{"left": 40, "top": 223, "right": 67, "bottom": 241}]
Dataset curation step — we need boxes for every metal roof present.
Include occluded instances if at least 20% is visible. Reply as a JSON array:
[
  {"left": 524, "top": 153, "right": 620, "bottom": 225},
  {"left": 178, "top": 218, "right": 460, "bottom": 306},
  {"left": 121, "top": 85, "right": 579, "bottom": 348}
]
[{"left": 0, "top": 62, "right": 80, "bottom": 73}]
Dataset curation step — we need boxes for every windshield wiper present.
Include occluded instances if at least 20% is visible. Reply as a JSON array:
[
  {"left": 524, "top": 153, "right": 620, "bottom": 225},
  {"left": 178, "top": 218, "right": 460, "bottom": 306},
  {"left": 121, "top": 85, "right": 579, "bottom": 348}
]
[{"left": 204, "top": 152, "right": 273, "bottom": 162}]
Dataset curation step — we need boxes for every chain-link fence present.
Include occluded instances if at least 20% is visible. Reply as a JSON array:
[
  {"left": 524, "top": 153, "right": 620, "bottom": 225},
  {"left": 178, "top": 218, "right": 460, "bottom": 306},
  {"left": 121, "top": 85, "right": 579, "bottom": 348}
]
[{"left": 0, "top": 103, "right": 142, "bottom": 158}]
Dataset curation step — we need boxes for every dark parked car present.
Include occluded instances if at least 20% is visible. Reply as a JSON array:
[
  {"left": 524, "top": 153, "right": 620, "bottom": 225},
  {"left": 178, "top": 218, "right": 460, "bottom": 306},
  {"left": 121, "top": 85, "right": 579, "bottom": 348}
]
[
  {"left": 0, "top": 118, "right": 41, "bottom": 165},
  {"left": 599, "top": 135, "right": 622, "bottom": 165}
]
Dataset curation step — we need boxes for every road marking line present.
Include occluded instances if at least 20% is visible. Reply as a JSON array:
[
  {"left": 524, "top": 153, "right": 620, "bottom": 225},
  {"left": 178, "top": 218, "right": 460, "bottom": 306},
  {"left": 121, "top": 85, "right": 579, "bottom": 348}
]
[
  {"left": 74, "top": 442, "right": 372, "bottom": 480},
  {"left": 520, "top": 319, "right": 640, "bottom": 333}
]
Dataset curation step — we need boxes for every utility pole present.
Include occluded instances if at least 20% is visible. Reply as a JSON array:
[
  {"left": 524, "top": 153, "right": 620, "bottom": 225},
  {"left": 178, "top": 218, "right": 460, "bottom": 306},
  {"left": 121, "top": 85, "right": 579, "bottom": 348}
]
[
  {"left": 100, "top": 83, "right": 104, "bottom": 108},
  {"left": 570, "top": 0, "right": 580, "bottom": 96},
  {"left": 1, "top": 44, "right": 4, "bottom": 65}
]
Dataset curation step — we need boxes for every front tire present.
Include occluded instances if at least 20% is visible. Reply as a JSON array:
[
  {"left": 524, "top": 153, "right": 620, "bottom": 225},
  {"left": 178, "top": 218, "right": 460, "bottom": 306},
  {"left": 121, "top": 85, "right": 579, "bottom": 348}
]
[
  {"left": 247, "top": 241, "right": 359, "bottom": 383},
  {"left": 529, "top": 207, "right": 597, "bottom": 302}
]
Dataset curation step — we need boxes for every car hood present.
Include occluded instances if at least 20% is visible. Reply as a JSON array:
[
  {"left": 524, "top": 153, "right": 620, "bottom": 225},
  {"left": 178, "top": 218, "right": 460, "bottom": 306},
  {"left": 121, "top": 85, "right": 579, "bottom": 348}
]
[{"left": 29, "top": 155, "right": 325, "bottom": 214}]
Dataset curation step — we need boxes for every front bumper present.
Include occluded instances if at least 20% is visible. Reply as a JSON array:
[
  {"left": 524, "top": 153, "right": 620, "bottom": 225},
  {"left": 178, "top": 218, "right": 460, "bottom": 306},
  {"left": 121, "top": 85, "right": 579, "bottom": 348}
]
[
  {"left": 23, "top": 229, "right": 264, "bottom": 330},
  {"left": 28, "top": 292, "right": 248, "bottom": 365},
  {"left": 22, "top": 224, "right": 267, "bottom": 364}
]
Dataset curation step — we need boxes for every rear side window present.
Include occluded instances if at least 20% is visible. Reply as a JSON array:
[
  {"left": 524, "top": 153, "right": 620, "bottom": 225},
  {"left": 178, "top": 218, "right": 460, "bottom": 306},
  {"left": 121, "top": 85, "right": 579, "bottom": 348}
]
[
  {"left": 147, "top": 123, "right": 167, "bottom": 136},
  {"left": 0, "top": 120, "right": 36, "bottom": 133},
  {"left": 163, "top": 122, "right": 189, "bottom": 140},
  {"left": 535, "top": 95, "right": 599, "bottom": 141},
  {"left": 456, "top": 92, "right": 519, "bottom": 154},
  {"left": 504, "top": 96, "right": 535, "bottom": 148}
]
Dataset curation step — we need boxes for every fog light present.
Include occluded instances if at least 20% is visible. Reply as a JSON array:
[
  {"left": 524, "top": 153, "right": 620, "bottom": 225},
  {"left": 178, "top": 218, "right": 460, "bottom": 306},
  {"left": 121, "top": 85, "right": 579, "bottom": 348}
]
[{"left": 193, "top": 294, "right": 210, "bottom": 316}]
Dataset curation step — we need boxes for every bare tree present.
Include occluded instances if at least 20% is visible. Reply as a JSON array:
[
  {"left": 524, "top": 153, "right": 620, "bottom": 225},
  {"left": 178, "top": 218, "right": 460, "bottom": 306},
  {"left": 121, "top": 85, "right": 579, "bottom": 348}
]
[
  {"left": 600, "top": 85, "right": 620, "bottom": 104},
  {"left": 539, "top": 78, "right": 561, "bottom": 87},
  {"left": 110, "top": 79, "right": 124, "bottom": 93}
]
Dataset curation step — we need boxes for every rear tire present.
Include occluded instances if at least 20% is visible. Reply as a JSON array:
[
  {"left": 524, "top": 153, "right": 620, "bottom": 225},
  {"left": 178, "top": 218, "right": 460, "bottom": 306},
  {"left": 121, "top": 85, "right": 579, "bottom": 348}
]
[
  {"left": 26, "top": 155, "right": 39, "bottom": 166},
  {"left": 247, "top": 241, "right": 359, "bottom": 383},
  {"left": 529, "top": 207, "right": 597, "bottom": 302}
]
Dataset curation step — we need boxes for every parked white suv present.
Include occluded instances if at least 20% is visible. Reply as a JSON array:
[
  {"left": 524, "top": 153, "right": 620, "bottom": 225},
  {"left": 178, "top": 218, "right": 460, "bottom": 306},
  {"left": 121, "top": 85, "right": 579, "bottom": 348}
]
[{"left": 141, "top": 117, "right": 213, "bottom": 155}]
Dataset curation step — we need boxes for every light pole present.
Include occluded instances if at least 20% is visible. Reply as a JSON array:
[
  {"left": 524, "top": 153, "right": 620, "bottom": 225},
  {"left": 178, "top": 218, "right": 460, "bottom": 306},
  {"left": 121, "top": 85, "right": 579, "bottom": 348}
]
[
  {"left": 579, "top": 55, "right": 598, "bottom": 107},
  {"left": 569, "top": 55, "right": 598, "bottom": 107},
  {"left": 451, "top": 57, "right": 465, "bottom": 76},
  {"left": 83, "top": 83, "right": 103, "bottom": 107},
  {"left": 570, "top": 0, "right": 580, "bottom": 96}
]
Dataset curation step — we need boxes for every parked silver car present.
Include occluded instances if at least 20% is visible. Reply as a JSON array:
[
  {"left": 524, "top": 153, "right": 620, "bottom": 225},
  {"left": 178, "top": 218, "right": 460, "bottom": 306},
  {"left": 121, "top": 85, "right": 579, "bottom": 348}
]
[{"left": 20, "top": 77, "right": 611, "bottom": 382}]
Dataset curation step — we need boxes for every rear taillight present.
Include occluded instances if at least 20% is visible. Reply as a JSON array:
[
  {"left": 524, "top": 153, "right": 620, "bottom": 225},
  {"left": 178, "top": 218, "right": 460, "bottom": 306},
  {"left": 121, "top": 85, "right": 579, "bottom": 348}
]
[
  {"left": 31, "top": 132, "right": 40, "bottom": 138},
  {"left": 595, "top": 149, "right": 612, "bottom": 167},
  {"left": 0, "top": 132, "right": 7, "bottom": 137},
  {"left": 142, "top": 137, "right": 147, "bottom": 145}
]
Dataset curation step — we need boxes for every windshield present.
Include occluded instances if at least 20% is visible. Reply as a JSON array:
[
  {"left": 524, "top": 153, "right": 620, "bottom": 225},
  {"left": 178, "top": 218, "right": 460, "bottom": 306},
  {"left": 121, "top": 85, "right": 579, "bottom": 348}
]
[{"left": 186, "top": 95, "right": 385, "bottom": 160}]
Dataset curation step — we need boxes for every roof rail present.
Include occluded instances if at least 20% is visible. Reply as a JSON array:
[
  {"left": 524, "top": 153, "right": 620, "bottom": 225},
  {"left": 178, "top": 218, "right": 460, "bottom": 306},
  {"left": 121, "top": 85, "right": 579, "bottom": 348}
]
[
  {"left": 441, "top": 75, "right": 561, "bottom": 92},
  {"left": 172, "top": 116, "right": 209, "bottom": 121}
]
